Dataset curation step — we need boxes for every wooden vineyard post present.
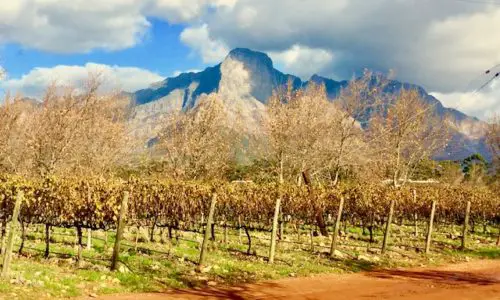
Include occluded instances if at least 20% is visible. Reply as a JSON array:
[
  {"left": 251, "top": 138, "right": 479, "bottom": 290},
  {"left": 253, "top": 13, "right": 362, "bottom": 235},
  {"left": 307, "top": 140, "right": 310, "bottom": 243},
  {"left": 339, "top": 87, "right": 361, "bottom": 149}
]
[
  {"left": 87, "top": 228, "right": 92, "bottom": 250},
  {"left": 382, "top": 199, "right": 395, "bottom": 254},
  {"left": 461, "top": 201, "right": 471, "bottom": 250},
  {"left": 76, "top": 226, "right": 83, "bottom": 268},
  {"left": 199, "top": 193, "right": 217, "bottom": 266},
  {"left": 425, "top": 200, "right": 437, "bottom": 254},
  {"left": 413, "top": 189, "right": 418, "bottom": 237},
  {"left": 330, "top": 196, "right": 345, "bottom": 257},
  {"left": 1, "top": 191, "right": 23, "bottom": 278},
  {"left": 278, "top": 215, "right": 284, "bottom": 241},
  {"left": 134, "top": 226, "right": 140, "bottom": 251},
  {"left": 103, "top": 231, "right": 108, "bottom": 251},
  {"left": 269, "top": 197, "right": 281, "bottom": 264},
  {"left": 223, "top": 222, "right": 228, "bottom": 245},
  {"left": 111, "top": 191, "right": 129, "bottom": 271},
  {"left": 309, "top": 229, "right": 314, "bottom": 252}
]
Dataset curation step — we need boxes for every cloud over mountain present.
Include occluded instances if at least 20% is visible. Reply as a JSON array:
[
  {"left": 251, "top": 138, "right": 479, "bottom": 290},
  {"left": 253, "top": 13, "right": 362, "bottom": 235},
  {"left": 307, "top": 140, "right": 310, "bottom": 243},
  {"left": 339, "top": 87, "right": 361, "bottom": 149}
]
[
  {"left": 0, "top": 0, "right": 498, "bottom": 119},
  {"left": 1, "top": 63, "right": 163, "bottom": 98},
  {"left": 176, "top": 0, "right": 500, "bottom": 119}
]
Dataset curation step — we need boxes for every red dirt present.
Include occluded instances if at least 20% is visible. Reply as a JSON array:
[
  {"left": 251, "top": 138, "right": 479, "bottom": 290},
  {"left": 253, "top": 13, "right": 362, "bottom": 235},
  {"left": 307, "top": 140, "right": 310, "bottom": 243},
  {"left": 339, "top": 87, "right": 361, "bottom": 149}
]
[{"left": 96, "top": 260, "right": 500, "bottom": 300}]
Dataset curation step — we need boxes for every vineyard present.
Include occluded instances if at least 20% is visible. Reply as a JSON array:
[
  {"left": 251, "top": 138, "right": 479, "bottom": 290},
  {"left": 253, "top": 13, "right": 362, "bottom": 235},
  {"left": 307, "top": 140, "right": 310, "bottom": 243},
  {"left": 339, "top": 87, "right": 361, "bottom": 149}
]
[
  {"left": 0, "top": 176, "right": 498, "bottom": 273},
  {"left": 0, "top": 177, "right": 498, "bottom": 231}
]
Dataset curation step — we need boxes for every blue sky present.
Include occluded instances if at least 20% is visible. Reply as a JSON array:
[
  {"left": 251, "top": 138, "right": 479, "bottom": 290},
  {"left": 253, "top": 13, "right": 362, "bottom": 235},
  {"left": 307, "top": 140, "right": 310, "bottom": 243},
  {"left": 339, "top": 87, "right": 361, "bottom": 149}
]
[
  {"left": 0, "top": 0, "right": 499, "bottom": 120},
  {"left": 1, "top": 20, "right": 201, "bottom": 79}
]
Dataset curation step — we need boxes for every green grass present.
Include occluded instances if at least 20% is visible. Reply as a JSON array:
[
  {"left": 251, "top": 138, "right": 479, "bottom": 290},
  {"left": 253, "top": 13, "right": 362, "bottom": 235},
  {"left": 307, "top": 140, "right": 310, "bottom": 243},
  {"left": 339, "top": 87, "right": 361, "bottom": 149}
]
[{"left": 0, "top": 224, "right": 496, "bottom": 299}]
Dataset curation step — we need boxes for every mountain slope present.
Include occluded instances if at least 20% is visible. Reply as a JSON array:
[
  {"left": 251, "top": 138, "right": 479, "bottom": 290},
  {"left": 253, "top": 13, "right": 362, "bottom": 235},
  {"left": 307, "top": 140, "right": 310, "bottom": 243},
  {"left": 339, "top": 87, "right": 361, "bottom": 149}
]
[{"left": 131, "top": 48, "right": 489, "bottom": 161}]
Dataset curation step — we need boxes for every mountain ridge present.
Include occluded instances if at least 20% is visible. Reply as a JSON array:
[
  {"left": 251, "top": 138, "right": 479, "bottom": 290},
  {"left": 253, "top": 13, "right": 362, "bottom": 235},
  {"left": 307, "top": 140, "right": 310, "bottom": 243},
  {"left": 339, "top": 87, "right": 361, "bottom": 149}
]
[{"left": 131, "top": 48, "right": 489, "bottom": 161}]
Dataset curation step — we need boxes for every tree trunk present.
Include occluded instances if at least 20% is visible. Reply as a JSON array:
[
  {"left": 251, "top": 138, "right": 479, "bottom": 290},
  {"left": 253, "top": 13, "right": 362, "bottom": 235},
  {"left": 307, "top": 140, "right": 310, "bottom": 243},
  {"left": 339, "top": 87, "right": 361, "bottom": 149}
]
[
  {"left": 18, "top": 221, "right": 26, "bottom": 255},
  {"left": 393, "top": 141, "right": 402, "bottom": 187},
  {"left": 44, "top": 224, "right": 50, "bottom": 258},
  {"left": 0, "top": 219, "right": 7, "bottom": 255},
  {"left": 210, "top": 223, "right": 216, "bottom": 241},
  {"left": 244, "top": 226, "right": 252, "bottom": 255},
  {"left": 302, "top": 170, "right": 328, "bottom": 236},
  {"left": 168, "top": 226, "right": 173, "bottom": 240},
  {"left": 76, "top": 226, "right": 83, "bottom": 268}
]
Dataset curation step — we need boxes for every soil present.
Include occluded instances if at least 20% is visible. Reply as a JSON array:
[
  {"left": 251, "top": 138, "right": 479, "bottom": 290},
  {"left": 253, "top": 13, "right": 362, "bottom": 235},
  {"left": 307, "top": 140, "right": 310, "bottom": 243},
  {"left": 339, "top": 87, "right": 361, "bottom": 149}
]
[{"left": 96, "top": 260, "right": 500, "bottom": 300}]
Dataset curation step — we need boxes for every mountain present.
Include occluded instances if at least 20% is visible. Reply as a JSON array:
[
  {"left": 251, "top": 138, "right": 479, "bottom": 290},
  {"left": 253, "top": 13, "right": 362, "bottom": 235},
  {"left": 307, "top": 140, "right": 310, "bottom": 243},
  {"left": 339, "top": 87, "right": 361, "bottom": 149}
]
[{"left": 130, "top": 48, "right": 489, "bottom": 161}]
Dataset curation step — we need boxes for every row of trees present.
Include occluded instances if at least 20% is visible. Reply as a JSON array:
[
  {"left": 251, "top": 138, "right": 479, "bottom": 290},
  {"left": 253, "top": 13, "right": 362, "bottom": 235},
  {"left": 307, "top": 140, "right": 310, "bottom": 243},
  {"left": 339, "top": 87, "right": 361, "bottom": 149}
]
[
  {"left": 0, "top": 71, "right": 498, "bottom": 191},
  {"left": 151, "top": 72, "right": 452, "bottom": 188},
  {"left": 0, "top": 77, "right": 131, "bottom": 178}
]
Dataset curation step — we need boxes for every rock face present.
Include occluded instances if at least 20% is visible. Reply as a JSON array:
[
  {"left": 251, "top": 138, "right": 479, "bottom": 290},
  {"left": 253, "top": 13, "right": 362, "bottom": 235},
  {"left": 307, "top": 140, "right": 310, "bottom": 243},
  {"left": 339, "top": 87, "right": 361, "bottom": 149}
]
[{"left": 131, "top": 48, "right": 490, "bottom": 161}]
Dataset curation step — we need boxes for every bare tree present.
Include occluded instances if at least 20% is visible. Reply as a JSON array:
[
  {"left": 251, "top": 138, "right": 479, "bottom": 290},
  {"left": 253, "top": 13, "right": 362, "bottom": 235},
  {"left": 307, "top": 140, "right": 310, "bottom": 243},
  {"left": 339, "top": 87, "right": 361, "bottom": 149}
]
[
  {"left": 265, "top": 82, "right": 336, "bottom": 235},
  {"left": 0, "top": 94, "right": 34, "bottom": 175},
  {"left": 368, "top": 89, "right": 449, "bottom": 187},
  {"left": 155, "top": 93, "right": 241, "bottom": 180},
  {"left": 26, "top": 77, "right": 130, "bottom": 178},
  {"left": 266, "top": 82, "right": 337, "bottom": 184},
  {"left": 321, "top": 72, "right": 387, "bottom": 185},
  {"left": 486, "top": 115, "right": 499, "bottom": 168}
]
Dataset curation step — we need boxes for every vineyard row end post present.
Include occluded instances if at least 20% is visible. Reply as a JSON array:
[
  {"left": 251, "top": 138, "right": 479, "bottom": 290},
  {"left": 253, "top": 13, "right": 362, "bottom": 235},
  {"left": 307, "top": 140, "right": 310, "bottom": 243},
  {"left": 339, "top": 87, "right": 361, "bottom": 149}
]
[
  {"left": 425, "top": 200, "right": 437, "bottom": 254},
  {"left": 1, "top": 191, "right": 23, "bottom": 278},
  {"left": 461, "top": 201, "right": 471, "bottom": 250},
  {"left": 269, "top": 197, "right": 281, "bottom": 264},
  {"left": 111, "top": 191, "right": 129, "bottom": 271},
  {"left": 329, "top": 196, "right": 345, "bottom": 257},
  {"left": 382, "top": 198, "right": 395, "bottom": 254},
  {"left": 199, "top": 193, "right": 217, "bottom": 267}
]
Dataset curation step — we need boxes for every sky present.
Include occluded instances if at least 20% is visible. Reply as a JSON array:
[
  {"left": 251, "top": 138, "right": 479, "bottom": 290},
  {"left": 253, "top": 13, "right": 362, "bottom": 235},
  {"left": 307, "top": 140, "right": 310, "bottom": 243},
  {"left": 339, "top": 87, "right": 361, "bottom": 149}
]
[{"left": 0, "top": 0, "right": 499, "bottom": 120}]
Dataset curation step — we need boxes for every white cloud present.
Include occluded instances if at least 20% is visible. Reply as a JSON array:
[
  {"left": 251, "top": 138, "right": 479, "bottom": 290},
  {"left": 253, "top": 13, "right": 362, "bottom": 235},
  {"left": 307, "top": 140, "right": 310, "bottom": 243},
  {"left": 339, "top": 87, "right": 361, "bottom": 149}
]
[
  {"left": 269, "top": 45, "right": 334, "bottom": 79},
  {"left": 180, "top": 24, "right": 229, "bottom": 63},
  {"left": 186, "top": 0, "right": 500, "bottom": 119},
  {"left": 172, "top": 69, "right": 201, "bottom": 77},
  {"left": 432, "top": 80, "right": 500, "bottom": 121},
  {"left": 0, "top": 0, "right": 235, "bottom": 53},
  {"left": 0, "top": 66, "right": 6, "bottom": 81},
  {"left": 1, "top": 0, "right": 499, "bottom": 119},
  {"left": 147, "top": 0, "right": 236, "bottom": 22},
  {"left": 1, "top": 63, "right": 163, "bottom": 98},
  {"left": 0, "top": 0, "right": 150, "bottom": 53},
  {"left": 200, "top": 1, "right": 499, "bottom": 89}
]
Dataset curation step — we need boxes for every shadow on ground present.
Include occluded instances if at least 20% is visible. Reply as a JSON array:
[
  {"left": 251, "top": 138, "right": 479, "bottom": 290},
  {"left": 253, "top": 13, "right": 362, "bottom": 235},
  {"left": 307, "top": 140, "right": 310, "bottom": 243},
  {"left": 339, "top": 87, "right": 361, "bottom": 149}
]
[
  {"left": 147, "top": 281, "right": 285, "bottom": 300},
  {"left": 366, "top": 269, "right": 500, "bottom": 286}
]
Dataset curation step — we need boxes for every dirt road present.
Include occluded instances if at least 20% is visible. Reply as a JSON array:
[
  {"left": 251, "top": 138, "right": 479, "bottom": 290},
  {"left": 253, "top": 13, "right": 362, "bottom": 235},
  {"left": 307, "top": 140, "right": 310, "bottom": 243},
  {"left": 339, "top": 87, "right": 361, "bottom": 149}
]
[{"left": 98, "top": 260, "right": 500, "bottom": 300}]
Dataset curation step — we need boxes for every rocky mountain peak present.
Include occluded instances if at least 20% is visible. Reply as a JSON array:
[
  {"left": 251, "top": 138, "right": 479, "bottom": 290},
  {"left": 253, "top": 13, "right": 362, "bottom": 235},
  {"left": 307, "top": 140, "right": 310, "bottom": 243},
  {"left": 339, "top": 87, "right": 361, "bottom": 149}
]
[
  {"left": 226, "top": 48, "right": 274, "bottom": 71},
  {"left": 131, "top": 48, "right": 490, "bottom": 160}
]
